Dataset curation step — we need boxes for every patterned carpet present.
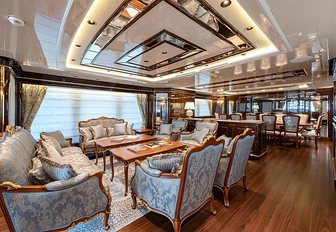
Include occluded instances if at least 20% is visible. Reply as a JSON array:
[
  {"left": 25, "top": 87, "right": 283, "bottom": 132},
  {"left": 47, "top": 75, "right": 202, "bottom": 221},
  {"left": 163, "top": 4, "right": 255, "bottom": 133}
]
[{"left": 69, "top": 158, "right": 149, "bottom": 232}]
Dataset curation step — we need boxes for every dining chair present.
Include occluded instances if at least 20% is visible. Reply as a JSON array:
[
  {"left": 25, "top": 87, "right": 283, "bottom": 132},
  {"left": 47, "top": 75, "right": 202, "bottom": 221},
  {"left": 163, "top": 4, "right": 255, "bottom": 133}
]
[
  {"left": 230, "top": 113, "right": 242, "bottom": 121},
  {"left": 262, "top": 114, "right": 279, "bottom": 144},
  {"left": 246, "top": 114, "right": 257, "bottom": 120},
  {"left": 282, "top": 115, "right": 303, "bottom": 149},
  {"left": 219, "top": 114, "right": 227, "bottom": 120},
  {"left": 302, "top": 113, "right": 325, "bottom": 148}
]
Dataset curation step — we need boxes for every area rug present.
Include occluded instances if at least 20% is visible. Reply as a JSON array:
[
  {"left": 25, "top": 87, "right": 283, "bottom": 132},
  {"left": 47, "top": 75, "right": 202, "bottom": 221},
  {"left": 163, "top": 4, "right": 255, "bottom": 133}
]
[{"left": 69, "top": 158, "right": 149, "bottom": 232}]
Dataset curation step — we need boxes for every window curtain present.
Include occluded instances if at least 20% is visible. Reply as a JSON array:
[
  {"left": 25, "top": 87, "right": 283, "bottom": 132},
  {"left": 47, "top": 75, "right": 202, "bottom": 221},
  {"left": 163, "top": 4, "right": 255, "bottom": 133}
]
[
  {"left": 22, "top": 84, "right": 48, "bottom": 130},
  {"left": 136, "top": 94, "right": 147, "bottom": 128}
]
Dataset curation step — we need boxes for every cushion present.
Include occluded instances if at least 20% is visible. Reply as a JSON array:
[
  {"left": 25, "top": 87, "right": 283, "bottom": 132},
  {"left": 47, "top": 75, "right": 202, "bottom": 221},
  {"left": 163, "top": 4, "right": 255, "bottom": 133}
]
[
  {"left": 147, "top": 153, "right": 183, "bottom": 172},
  {"left": 28, "top": 157, "right": 52, "bottom": 185},
  {"left": 192, "top": 127, "right": 210, "bottom": 144},
  {"left": 107, "top": 127, "right": 114, "bottom": 137},
  {"left": 38, "top": 156, "right": 77, "bottom": 181},
  {"left": 127, "top": 122, "right": 134, "bottom": 135},
  {"left": 79, "top": 127, "right": 93, "bottom": 143},
  {"left": 171, "top": 162, "right": 183, "bottom": 174},
  {"left": 90, "top": 125, "right": 107, "bottom": 139},
  {"left": 40, "top": 140, "right": 63, "bottom": 161},
  {"left": 181, "top": 140, "right": 200, "bottom": 147},
  {"left": 41, "top": 135, "right": 63, "bottom": 156},
  {"left": 40, "top": 131, "right": 70, "bottom": 148},
  {"left": 114, "top": 122, "right": 127, "bottom": 135},
  {"left": 159, "top": 124, "right": 172, "bottom": 135},
  {"left": 217, "top": 134, "right": 232, "bottom": 148}
]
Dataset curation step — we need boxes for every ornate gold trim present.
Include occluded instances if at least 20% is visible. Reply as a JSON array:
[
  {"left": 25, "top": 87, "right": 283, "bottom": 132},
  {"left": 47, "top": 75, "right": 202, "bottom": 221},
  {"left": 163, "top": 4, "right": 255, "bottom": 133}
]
[
  {"left": 5, "top": 125, "right": 16, "bottom": 135},
  {"left": 0, "top": 181, "right": 22, "bottom": 191}
]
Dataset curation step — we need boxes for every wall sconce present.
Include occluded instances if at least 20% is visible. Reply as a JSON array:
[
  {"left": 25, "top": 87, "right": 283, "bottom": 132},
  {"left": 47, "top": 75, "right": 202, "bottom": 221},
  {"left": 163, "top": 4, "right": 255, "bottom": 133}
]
[{"left": 184, "top": 101, "right": 195, "bottom": 118}]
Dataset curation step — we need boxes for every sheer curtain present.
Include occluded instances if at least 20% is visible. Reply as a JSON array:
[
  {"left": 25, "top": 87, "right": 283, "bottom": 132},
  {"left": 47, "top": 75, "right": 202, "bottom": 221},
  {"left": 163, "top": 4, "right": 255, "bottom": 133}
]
[
  {"left": 22, "top": 84, "right": 48, "bottom": 130},
  {"left": 136, "top": 94, "right": 147, "bottom": 128}
]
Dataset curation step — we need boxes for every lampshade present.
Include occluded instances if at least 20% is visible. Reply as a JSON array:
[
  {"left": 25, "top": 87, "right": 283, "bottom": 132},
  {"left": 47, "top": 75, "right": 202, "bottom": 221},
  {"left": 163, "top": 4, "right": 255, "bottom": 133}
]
[{"left": 184, "top": 102, "right": 195, "bottom": 110}]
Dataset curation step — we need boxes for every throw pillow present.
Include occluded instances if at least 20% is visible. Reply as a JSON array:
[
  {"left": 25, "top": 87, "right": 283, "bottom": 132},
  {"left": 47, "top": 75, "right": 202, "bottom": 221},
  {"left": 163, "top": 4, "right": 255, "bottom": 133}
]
[
  {"left": 127, "top": 122, "right": 134, "bottom": 135},
  {"left": 147, "top": 153, "right": 183, "bottom": 172},
  {"left": 159, "top": 124, "right": 172, "bottom": 135},
  {"left": 40, "top": 131, "right": 70, "bottom": 148},
  {"left": 38, "top": 156, "right": 77, "bottom": 181},
  {"left": 79, "top": 127, "right": 93, "bottom": 143},
  {"left": 29, "top": 157, "right": 52, "bottom": 185},
  {"left": 114, "top": 122, "right": 127, "bottom": 135},
  {"left": 192, "top": 127, "right": 210, "bottom": 144},
  {"left": 107, "top": 127, "right": 114, "bottom": 137},
  {"left": 40, "top": 140, "right": 63, "bottom": 161},
  {"left": 90, "top": 125, "right": 107, "bottom": 139},
  {"left": 41, "top": 135, "right": 63, "bottom": 156}
]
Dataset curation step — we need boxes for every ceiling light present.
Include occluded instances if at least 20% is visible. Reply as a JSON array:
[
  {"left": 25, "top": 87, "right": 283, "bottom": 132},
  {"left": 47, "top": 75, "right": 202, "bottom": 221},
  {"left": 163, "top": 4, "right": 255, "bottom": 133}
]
[
  {"left": 221, "top": 0, "right": 232, "bottom": 7},
  {"left": 241, "top": 53, "right": 246, "bottom": 56},
  {"left": 8, "top": 16, "right": 25, "bottom": 26},
  {"left": 87, "top": 20, "right": 96, "bottom": 25},
  {"left": 71, "top": 59, "right": 76, "bottom": 61},
  {"left": 76, "top": 44, "right": 81, "bottom": 47},
  {"left": 126, "top": 6, "right": 140, "bottom": 17},
  {"left": 144, "top": 60, "right": 149, "bottom": 63},
  {"left": 245, "top": 26, "right": 254, "bottom": 31},
  {"left": 247, "top": 62, "right": 256, "bottom": 73},
  {"left": 262, "top": 90, "right": 266, "bottom": 92},
  {"left": 234, "top": 65, "right": 242, "bottom": 75},
  {"left": 162, "top": 51, "right": 167, "bottom": 54}
]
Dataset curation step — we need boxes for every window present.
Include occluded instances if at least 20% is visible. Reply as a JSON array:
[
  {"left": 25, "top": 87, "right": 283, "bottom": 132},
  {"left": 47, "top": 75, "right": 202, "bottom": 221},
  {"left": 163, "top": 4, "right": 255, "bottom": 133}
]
[
  {"left": 31, "top": 86, "right": 145, "bottom": 142},
  {"left": 194, "top": 98, "right": 212, "bottom": 116}
]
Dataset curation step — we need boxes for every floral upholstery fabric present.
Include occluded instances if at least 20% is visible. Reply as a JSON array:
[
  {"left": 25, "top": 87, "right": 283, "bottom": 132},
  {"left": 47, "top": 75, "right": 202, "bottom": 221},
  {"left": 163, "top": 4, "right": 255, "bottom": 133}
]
[
  {"left": 262, "top": 115, "right": 276, "bottom": 131},
  {"left": 214, "top": 157, "right": 229, "bottom": 187},
  {"left": 0, "top": 128, "right": 35, "bottom": 185},
  {"left": 231, "top": 114, "right": 241, "bottom": 121},
  {"left": 215, "top": 134, "right": 255, "bottom": 187},
  {"left": 283, "top": 116, "right": 300, "bottom": 133},
  {"left": 180, "top": 140, "right": 200, "bottom": 147},
  {"left": 195, "top": 121, "right": 217, "bottom": 136},
  {"left": 171, "top": 119, "right": 188, "bottom": 132},
  {"left": 2, "top": 176, "right": 109, "bottom": 232},
  {"left": 246, "top": 115, "right": 257, "bottom": 120},
  {"left": 131, "top": 165, "right": 180, "bottom": 218},
  {"left": 180, "top": 143, "right": 223, "bottom": 218}
]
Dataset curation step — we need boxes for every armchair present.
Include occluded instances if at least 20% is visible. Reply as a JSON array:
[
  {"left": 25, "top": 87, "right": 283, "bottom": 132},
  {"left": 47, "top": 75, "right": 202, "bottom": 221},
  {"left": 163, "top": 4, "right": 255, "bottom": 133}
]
[
  {"left": 214, "top": 129, "right": 255, "bottom": 207},
  {"left": 179, "top": 120, "right": 218, "bottom": 147},
  {"left": 131, "top": 137, "right": 224, "bottom": 232},
  {"left": 156, "top": 124, "right": 173, "bottom": 140},
  {"left": 302, "top": 113, "right": 325, "bottom": 148},
  {"left": 171, "top": 118, "right": 188, "bottom": 141}
]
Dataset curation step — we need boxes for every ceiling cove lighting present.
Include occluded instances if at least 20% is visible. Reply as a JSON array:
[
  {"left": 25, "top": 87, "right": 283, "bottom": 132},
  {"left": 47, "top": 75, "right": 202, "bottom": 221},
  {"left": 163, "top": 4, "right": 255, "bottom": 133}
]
[
  {"left": 221, "top": 0, "right": 232, "bottom": 8},
  {"left": 66, "top": 0, "right": 278, "bottom": 82},
  {"left": 87, "top": 20, "right": 96, "bottom": 25},
  {"left": 245, "top": 26, "right": 254, "bottom": 31}
]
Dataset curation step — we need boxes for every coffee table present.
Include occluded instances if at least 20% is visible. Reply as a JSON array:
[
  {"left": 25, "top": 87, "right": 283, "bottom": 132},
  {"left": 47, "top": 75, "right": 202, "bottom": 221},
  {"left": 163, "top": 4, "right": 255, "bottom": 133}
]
[
  {"left": 110, "top": 140, "right": 186, "bottom": 195},
  {"left": 94, "top": 134, "right": 156, "bottom": 171}
]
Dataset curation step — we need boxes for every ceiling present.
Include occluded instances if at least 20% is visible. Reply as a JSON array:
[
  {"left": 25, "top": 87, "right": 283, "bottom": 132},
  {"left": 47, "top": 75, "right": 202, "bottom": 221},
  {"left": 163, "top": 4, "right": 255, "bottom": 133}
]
[{"left": 0, "top": 0, "right": 335, "bottom": 95}]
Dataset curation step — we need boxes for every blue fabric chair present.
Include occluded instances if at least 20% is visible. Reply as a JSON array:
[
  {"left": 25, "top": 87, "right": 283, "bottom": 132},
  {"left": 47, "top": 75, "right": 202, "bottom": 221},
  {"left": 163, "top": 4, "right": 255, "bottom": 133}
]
[
  {"left": 131, "top": 137, "right": 224, "bottom": 232},
  {"left": 214, "top": 129, "right": 255, "bottom": 207}
]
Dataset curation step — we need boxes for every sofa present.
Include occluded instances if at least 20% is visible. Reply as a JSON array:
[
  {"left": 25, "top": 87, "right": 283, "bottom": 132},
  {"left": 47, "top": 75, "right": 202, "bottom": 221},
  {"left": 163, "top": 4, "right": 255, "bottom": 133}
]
[
  {"left": 0, "top": 127, "right": 111, "bottom": 232},
  {"left": 78, "top": 116, "right": 135, "bottom": 155}
]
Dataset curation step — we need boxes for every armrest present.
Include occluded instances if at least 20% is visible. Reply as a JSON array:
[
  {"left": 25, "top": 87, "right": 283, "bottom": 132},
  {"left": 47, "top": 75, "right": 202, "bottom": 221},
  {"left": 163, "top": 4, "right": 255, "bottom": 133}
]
[
  {"left": 66, "top": 137, "right": 73, "bottom": 146},
  {"left": 0, "top": 172, "right": 111, "bottom": 232},
  {"left": 138, "top": 160, "right": 162, "bottom": 177},
  {"left": 45, "top": 173, "right": 89, "bottom": 191},
  {"left": 160, "top": 173, "right": 181, "bottom": 179}
]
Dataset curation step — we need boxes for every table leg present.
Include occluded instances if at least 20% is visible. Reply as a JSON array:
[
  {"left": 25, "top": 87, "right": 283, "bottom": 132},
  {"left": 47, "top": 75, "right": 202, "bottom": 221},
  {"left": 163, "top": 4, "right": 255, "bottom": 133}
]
[
  {"left": 124, "top": 162, "right": 129, "bottom": 196},
  {"left": 103, "top": 150, "right": 106, "bottom": 171},
  {"left": 110, "top": 154, "right": 114, "bottom": 181},
  {"left": 94, "top": 144, "right": 98, "bottom": 165}
]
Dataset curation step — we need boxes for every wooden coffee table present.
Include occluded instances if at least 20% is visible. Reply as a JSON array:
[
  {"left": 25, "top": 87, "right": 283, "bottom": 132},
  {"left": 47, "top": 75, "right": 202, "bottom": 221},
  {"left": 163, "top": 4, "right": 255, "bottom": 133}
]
[
  {"left": 110, "top": 140, "right": 186, "bottom": 195},
  {"left": 94, "top": 135, "right": 156, "bottom": 171}
]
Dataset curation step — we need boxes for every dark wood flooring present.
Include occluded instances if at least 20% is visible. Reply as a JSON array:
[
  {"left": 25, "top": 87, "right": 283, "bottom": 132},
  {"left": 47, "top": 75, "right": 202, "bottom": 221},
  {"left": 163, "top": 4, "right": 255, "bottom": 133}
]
[{"left": 0, "top": 141, "right": 335, "bottom": 232}]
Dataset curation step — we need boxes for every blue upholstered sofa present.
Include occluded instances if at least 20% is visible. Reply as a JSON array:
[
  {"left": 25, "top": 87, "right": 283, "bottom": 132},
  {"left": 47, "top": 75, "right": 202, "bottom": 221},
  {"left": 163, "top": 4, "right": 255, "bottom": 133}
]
[{"left": 0, "top": 127, "right": 111, "bottom": 232}]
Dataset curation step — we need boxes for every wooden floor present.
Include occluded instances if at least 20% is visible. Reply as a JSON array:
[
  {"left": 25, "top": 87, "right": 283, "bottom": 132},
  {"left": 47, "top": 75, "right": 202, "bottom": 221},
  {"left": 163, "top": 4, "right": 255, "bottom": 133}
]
[{"left": 1, "top": 141, "right": 335, "bottom": 232}]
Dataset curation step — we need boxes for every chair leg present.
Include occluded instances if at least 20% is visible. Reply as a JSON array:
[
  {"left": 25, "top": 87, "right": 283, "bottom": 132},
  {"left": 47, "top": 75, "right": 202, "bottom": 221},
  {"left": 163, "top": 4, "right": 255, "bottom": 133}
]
[
  {"left": 223, "top": 187, "right": 230, "bottom": 207},
  {"left": 173, "top": 219, "right": 181, "bottom": 232},
  {"left": 131, "top": 193, "right": 137, "bottom": 209},
  {"left": 283, "top": 136, "right": 286, "bottom": 147},
  {"left": 296, "top": 138, "right": 298, "bottom": 149},
  {"left": 243, "top": 176, "right": 248, "bottom": 191},
  {"left": 209, "top": 195, "right": 217, "bottom": 215},
  {"left": 104, "top": 210, "right": 110, "bottom": 230},
  {"left": 315, "top": 137, "right": 318, "bottom": 149}
]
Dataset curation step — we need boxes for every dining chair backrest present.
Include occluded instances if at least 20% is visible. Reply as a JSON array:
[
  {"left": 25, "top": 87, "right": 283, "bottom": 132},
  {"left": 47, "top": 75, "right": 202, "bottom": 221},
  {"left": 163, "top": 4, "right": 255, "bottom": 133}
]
[
  {"left": 219, "top": 114, "right": 227, "bottom": 120},
  {"left": 246, "top": 114, "right": 257, "bottom": 120},
  {"left": 262, "top": 115, "right": 276, "bottom": 131},
  {"left": 316, "top": 113, "right": 325, "bottom": 132},
  {"left": 230, "top": 114, "right": 242, "bottom": 121},
  {"left": 283, "top": 115, "right": 300, "bottom": 133}
]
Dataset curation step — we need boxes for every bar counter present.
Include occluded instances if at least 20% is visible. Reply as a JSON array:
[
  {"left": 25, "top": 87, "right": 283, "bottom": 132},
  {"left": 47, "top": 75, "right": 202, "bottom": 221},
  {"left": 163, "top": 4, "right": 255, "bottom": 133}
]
[{"left": 186, "top": 118, "right": 267, "bottom": 158}]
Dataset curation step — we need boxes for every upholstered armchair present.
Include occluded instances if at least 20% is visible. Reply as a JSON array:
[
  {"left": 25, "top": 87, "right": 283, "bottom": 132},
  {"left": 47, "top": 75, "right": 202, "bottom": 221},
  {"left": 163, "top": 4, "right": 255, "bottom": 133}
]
[
  {"left": 302, "top": 113, "right": 325, "bottom": 148},
  {"left": 131, "top": 137, "right": 224, "bottom": 232},
  {"left": 179, "top": 120, "right": 218, "bottom": 147},
  {"left": 156, "top": 123, "right": 173, "bottom": 140},
  {"left": 281, "top": 115, "right": 303, "bottom": 149},
  {"left": 214, "top": 129, "right": 255, "bottom": 207},
  {"left": 170, "top": 118, "right": 188, "bottom": 141}
]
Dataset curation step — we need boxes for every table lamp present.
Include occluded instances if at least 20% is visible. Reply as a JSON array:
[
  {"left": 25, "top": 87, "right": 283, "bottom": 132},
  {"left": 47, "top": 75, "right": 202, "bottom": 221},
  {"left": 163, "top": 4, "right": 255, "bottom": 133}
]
[{"left": 184, "top": 102, "right": 195, "bottom": 118}]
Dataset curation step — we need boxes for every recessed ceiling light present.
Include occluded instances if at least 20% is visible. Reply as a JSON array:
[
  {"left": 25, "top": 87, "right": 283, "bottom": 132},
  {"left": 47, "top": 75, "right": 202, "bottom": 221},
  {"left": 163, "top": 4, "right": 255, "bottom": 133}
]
[
  {"left": 71, "top": 59, "right": 76, "bottom": 61},
  {"left": 107, "top": 70, "right": 111, "bottom": 72},
  {"left": 241, "top": 53, "right": 246, "bottom": 56},
  {"left": 87, "top": 20, "right": 96, "bottom": 25},
  {"left": 221, "top": 0, "right": 231, "bottom": 7},
  {"left": 144, "top": 60, "right": 149, "bottom": 63},
  {"left": 162, "top": 51, "right": 167, "bottom": 54},
  {"left": 76, "top": 44, "right": 81, "bottom": 47},
  {"left": 245, "top": 26, "right": 254, "bottom": 31},
  {"left": 8, "top": 16, "right": 25, "bottom": 26}
]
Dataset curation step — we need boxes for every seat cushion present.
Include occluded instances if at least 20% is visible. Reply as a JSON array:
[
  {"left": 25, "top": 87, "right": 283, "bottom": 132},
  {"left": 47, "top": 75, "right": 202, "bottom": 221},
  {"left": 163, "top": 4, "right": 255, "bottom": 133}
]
[
  {"left": 284, "top": 132, "right": 303, "bottom": 138},
  {"left": 302, "top": 130, "right": 318, "bottom": 137},
  {"left": 61, "top": 146, "right": 84, "bottom": 156},
  {"left": 62, "top": 153, "right": 101, "bottom": 174},
  {"left": 147, "top": 153, "right": 183, "bottom": 172}
]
